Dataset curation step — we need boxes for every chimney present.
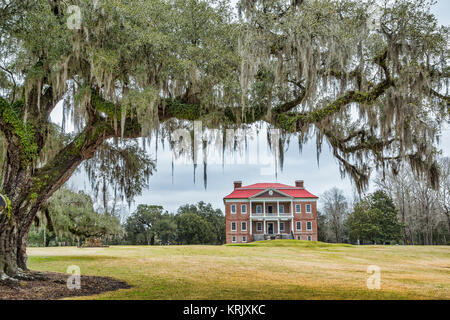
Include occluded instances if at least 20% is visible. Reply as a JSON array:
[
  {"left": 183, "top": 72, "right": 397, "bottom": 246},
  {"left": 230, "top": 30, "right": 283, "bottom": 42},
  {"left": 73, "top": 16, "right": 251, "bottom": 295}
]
[
  {"left": 295, "top": 180, "right": 304, "bottom": 188},
  {"left": 233, "top": 181, "right": 242, "bottom": 189}
]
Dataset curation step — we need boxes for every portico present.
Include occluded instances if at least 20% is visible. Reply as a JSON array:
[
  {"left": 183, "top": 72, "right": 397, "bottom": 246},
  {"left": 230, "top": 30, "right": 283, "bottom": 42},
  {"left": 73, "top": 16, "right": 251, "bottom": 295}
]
[{"left": 248, "top": 196, "right": 295, "bottom": 237}]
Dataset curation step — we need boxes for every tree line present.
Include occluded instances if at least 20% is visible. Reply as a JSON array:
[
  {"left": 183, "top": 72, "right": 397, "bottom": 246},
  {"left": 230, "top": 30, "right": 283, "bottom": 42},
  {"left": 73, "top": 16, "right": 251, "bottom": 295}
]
[
  {"left": 29, "top": 156, "right": 450, "bottom": 247},
  {"left": 319, "top": 158, "right": 450, "bottom": 245},
  {"left": 28, "top": 190, "right": 226, "bottom": 247}
]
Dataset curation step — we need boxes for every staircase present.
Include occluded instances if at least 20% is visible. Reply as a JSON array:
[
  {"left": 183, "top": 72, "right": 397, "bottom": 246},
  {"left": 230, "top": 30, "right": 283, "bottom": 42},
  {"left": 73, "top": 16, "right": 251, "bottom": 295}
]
[{"left": 252, "top": 233, "right": 294, "bottom": 241}]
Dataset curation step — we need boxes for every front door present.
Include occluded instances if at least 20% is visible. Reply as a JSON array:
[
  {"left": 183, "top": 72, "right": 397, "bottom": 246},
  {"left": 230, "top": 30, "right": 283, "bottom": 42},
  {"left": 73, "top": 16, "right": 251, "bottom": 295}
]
[{"left": 267, "top": 222, "right": 274, "bottom": 234}]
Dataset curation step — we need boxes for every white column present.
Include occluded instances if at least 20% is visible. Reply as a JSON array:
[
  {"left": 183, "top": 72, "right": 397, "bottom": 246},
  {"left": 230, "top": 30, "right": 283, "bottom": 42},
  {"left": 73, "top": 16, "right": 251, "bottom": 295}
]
[
  {"left": 263, "top": 200, "right": 266, "bottom": 216},
  {"left": 250, "top": 200, "right": 252, "bottom": 217},
  {"left": 291, "top": 217, "right": 294, "bottom": 234},
  {"left": 291, "top": 200, "right": 293, "bottom": 216},
  {"left": 250, "top": 217, "right": 252, "bottom": 236},
  {"left": 263, "top": 219, "right": 266, "bottom": 234},
  {"left": 276, "top": 200, "right": 279, "bottom": 216},
  {"left": 277, "top": 219, "right": 279, "bottom": 235}
]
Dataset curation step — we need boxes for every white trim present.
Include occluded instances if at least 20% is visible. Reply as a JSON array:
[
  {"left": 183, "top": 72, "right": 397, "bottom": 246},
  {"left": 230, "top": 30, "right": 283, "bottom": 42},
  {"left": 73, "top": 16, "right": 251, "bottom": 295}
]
[
  {"left": 251, "top": 197, "right": 295, "bottom": 201},
  {"left": 256, "top": 204, "right": 262, "bottom": 214},
  {"left": 232, "top": 236, "right": 237, "bottom": 243},
  {"left": 306, "top": 204, "right": 312, "bottom": 213},
  {"left": 224, "top": 198, "right": 317, "bottom": 203},
  {"left": 257, "top": 222, "right": 262, "bottom": 232},
  {"left": 279, "top": 204, "right": 284, "bottom": 213},
  {"left": 242, "top": 236, "right": 247, "bottom": 243},
  {"left": 306, "top": 221, "right": 312, "bottom": 231},
  {"left": 307, "top": 235, "right": 312, "bottom": 241},
  {"left": 249, "top": 188, "right": 294, "bottom": 199},
  {"left": 231, "top": 204, "right": 236, "bottom": 214},
  {"left": 241, "top": 204, "right": 247, "bottom": 214},
  {"left": 295, "top": 204, "right": 301, "bottom": 213},
  {"left": 296, "top": 221, "right": 302, "bottom": 231},
  {"left": 231, "top": 221, "right": 237, "bottom": 231},
  {"left": 280, "top": 222, "right": 285, "bottom": 232},
  {"left": 241, "top": 221, "right": 247, "bottom": 231},
  {"left": 250, "top": 214, "right": 294, "bottom": 219}
]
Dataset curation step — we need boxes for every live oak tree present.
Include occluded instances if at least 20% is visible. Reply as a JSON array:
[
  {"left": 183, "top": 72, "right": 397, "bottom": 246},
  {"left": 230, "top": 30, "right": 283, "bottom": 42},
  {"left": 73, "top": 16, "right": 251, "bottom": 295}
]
[
  {"left": 124, "top": 205, "right": 175, "bottom": 245},
  {"left": 0, "top": 0, "right": 449, "bottom": 281},
  {"left": 40, "top": 187, "right": 123, "bottom": 244},
  {"left": 177, "top": 201, "right": 225, "bottom": 244},
  {"left": 175, "top": 212, "right": 216, "bottom": 245}
]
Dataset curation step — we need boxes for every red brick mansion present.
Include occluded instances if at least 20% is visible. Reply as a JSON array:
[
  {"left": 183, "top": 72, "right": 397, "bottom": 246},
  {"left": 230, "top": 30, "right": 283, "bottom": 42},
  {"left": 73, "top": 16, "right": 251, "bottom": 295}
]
[{"left": 223, "top": 181, "right": 318, "bottom": 244}]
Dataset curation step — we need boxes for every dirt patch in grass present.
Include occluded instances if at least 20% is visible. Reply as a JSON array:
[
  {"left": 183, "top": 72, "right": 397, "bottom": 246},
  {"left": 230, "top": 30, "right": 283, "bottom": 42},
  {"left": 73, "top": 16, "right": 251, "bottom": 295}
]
[{"left": 0, "top": 272, "right": 131, "bottom": 300}]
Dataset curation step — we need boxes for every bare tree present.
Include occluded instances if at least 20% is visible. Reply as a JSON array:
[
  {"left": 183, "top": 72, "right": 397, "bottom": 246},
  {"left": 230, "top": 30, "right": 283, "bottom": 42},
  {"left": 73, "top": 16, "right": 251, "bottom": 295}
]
[
  {"left": 321, "top": 188, "right": 349, "bottom": 243},
  {"left": 376, "top": 158, "right": 450, "bottom": 245}
]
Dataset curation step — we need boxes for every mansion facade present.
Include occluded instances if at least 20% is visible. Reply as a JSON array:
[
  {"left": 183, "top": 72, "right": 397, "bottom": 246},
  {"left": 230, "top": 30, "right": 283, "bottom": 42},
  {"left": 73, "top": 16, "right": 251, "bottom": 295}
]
[{"left": 223, "top": 181, "right": 318, "bottom": 244}]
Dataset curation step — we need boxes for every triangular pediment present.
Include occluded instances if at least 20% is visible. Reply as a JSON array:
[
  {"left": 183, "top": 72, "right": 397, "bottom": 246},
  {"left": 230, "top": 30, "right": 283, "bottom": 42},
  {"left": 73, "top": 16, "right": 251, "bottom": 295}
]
[{"left": 250, "top": 188, "right": 293, "bottom": 199}]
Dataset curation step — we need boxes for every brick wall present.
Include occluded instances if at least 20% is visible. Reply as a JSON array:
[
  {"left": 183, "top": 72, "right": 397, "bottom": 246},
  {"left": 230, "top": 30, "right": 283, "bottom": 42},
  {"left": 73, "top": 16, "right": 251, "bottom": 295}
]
[{"left": 225, "top": 202, "right": 251, "bottom": 243}]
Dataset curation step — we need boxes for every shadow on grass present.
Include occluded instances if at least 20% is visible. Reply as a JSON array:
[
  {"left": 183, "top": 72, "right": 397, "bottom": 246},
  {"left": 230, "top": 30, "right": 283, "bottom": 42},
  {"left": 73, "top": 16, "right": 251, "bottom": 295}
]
[
  {"left": 29, "top": 255, "right": 119, "bottom": 263},
  {"left": 226, "top": 239, "right": 354, "bottom": 248}
]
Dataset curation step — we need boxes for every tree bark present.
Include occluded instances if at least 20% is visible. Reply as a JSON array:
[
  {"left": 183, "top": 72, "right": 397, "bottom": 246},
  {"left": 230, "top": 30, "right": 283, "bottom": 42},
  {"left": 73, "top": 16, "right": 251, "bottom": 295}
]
[
  {"left": 0, "top": 217, "right": 19, "bottom": 280},
  {"left": 0, "top": 101, "right": 116, "bottom": 280}
]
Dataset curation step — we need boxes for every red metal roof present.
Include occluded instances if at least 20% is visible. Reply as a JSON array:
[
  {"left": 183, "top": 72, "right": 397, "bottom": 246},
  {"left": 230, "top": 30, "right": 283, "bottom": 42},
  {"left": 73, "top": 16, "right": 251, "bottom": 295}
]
[{"left": 224, "top": 183, "right": 318, "bottom": 199}]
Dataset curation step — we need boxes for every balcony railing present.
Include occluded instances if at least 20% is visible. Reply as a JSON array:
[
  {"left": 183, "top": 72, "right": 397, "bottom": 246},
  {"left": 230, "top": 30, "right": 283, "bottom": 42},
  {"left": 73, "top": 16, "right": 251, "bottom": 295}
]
[{"left": 250, "top": 212, "right": 293, "bottom": 217}]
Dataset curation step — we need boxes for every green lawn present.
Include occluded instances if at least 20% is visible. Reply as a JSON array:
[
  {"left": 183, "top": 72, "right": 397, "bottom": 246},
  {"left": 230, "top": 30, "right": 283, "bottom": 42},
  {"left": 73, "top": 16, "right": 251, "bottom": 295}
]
[{"left": 27, "top": 240, "right": 450, "bottom": 300}]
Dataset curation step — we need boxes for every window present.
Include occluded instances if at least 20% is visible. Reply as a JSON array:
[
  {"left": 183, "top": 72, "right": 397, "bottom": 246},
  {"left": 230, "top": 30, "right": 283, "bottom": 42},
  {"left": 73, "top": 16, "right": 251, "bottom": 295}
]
[
  {"left": 231, "top": 222, "right": 237, "bottom": 231},
  {"left": 297, "top": 236, "right": 301, "bottom": 240},
  {"left": 296, "top": 221, "right": 302, "bottom": 231},
  {"left": 307, "top": 221, "right": 312, "bottom": 231},
  {"left": 256, "top": 205, "right": 262, "bottom": 214},
  {"left": 241, "top": 204, "right": 247, "bottom": 214},
  {"left": 257, "top": 222, "right": 262, "bottom": 232},
  {"left": 280, "top": 222, "right": 285, "bottom": 232},
  {"left": 232, "top": 236, "right": 236, "bottom": 243},
  {"left": 231, "top": 204, "right": 236, "bottom": 214},
  {"left": 307, "top": 235, "right": 312, "bottom": 241},
  {"left": 241, "top": 221, "right": 247, "bottom": 231},
  {"left": 295, "top": 204, "right": 301, "bottom": 213},
  {"left": 268, "top": 205, "right": 273, "bottom": 213},
  {"left": 306, "top": 204, "right": 311, "bottom": 213},
  {"left": 242, "top": 236, "right": 247, "bottom": 243},
  {"left": 279, "top": 205, "right": 284, "bottom": 213}
]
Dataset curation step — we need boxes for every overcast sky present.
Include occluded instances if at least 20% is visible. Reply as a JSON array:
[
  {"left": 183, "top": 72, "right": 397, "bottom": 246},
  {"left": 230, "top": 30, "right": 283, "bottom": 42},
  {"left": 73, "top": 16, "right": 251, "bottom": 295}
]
[{"left": 59, "top": 0, "right": 450, "bottom": 216}]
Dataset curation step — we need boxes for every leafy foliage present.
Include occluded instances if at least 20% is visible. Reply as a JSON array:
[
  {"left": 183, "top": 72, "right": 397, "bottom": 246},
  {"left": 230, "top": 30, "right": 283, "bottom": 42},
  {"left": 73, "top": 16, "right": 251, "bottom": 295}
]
[
  {"left": 176, "top": 201, "right": 226, "bottom": 244},
  {"left": 1, "top": 0, "right": 447, "bottom": 195},
  {"left": 347, "top": 190, "right": 402, "bottom": 243},
  {"left": 124, "top": 201, "right": 225, "bottom": 245},
  {"left": 41, "top": 187, "right": 123, "bottom": 240},
  {"left": 175, "top": 212, "right": 216, "bottom": 245},
  {"left": 124, "top": 205, "right": 176, "bottom": 245}
]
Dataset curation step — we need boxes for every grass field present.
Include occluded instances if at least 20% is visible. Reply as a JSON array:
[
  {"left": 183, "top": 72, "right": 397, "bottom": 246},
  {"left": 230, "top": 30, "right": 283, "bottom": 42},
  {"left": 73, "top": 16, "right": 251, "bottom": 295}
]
[{"left": 27, "top": 240, "right": 450, "bottom": 300}]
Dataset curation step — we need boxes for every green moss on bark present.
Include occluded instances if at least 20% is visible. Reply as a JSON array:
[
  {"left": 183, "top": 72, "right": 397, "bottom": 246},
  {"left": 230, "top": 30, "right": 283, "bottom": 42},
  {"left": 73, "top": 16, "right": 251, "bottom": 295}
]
[{"left": 0, "top": 97, "right": 39, "bottom": 165}]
